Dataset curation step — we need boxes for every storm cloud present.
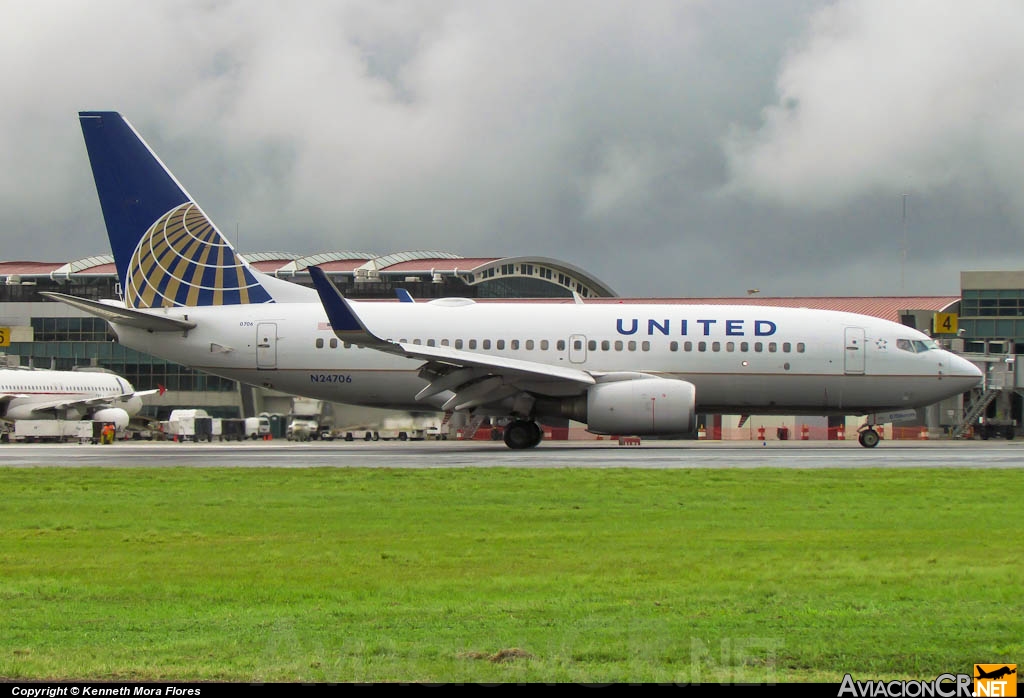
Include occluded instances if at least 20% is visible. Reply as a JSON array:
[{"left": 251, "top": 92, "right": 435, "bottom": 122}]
[{"left": 0, "top": 0, "right": 1021, "bottom": 296}]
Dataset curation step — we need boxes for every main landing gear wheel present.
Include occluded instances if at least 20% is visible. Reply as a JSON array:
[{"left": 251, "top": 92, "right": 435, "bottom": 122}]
[
  {"left": 503, "top": 420, "right": 543, "bottom": 449},
  {"left": 858, "top": 428, "right": 880, "bottom": 448}
]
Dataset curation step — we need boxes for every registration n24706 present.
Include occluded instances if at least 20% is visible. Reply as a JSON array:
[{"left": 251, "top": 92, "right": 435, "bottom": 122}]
[{"left": 310, "top": 374, "right": 353, "bottom": 383}]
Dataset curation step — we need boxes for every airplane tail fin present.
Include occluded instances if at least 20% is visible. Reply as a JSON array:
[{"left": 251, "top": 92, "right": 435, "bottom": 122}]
[{"left": 79, "top": 111, "right": 282, "bottom": 308}]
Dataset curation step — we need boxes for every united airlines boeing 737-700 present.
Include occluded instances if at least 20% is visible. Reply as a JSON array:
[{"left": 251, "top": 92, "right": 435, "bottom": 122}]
[{"left": 44, "top": 111, "right": 981, "bottom": 448}]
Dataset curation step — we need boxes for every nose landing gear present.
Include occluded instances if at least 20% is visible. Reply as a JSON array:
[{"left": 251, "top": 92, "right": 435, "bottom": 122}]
[{"left": 857, "top": 426, "right": 880, "bottom": 448}]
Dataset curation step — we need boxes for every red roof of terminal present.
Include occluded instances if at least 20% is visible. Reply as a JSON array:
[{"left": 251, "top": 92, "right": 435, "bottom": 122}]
[
  {"left": 0, "top": 261, "right": 63, "bottom": 275},
  {"left": 382, "top": 258, "right": 499, "bottom": 272},
  {"left": 248, "top": 260, "right": 293, "bottom": 271}
]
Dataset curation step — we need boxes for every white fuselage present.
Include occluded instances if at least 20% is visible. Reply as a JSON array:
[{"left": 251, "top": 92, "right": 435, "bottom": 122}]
[
  {"left": 0, "top": 370, "right": 141, "bottom": 421},
  {"left": 108, "top": 299, "right": 981, "bottom": 416}
]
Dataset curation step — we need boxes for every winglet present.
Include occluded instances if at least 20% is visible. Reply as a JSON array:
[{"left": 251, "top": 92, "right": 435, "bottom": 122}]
[
  {"left": 395, "top": 288, "right": 415, "bottom": 303},
  {"left": 307, "top": 266, "right": 389, "bottom": 348}
]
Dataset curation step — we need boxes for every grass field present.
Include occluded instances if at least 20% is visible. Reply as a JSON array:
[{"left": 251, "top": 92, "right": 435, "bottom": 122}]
[{"left": 0, "top": 467, "right": 1020, "bottom": 682}]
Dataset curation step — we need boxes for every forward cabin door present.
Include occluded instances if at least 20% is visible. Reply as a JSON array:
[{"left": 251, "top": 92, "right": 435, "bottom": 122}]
[
  {"left": 844, "top": 327, "right": 865, "bottom": 375},
  {"left": 257, "top": 323, "right": 278, "bottom": 370}
]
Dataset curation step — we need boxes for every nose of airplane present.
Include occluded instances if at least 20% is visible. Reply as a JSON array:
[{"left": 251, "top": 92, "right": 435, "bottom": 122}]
[{"left": 945, "top": 353, "right": 983, "bottom": 391}]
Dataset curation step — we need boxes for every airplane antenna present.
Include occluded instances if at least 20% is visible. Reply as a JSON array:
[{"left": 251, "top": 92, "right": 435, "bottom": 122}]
[{"left": 901, "top": 194, "right": 908, "bottom": 293}]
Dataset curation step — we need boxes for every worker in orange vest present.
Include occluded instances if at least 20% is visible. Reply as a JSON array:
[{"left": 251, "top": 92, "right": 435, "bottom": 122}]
[{"left": 101, "top": 423, "right": 115, "bottom": 445}]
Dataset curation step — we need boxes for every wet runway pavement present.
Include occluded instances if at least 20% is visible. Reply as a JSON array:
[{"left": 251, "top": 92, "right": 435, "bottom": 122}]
[{"left": 2, "top": 438, "right": 1022, "bottom": 469}]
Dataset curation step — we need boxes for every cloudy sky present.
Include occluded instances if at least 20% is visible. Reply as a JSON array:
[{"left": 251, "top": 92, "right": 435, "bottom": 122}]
[{"left": 1, "top": 0, "right": 1022, "bottom": 297}]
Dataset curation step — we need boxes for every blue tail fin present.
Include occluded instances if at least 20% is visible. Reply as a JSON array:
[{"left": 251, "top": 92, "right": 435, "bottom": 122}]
[{"left": 79, "top": 111, "right": 274, "bottom": 308}]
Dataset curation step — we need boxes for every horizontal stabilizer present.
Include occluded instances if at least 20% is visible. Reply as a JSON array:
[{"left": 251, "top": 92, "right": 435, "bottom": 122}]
[{"left": 40, "top": 292, "right": 196, "bottom": 332}]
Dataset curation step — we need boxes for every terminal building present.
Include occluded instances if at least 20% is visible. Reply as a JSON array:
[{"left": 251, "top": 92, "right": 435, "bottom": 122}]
[{"left": 0, "top": 251, "right": 1019, "bottom": 438}]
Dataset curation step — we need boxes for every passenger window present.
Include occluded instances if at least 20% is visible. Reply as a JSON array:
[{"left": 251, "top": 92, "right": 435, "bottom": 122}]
[
  {"left": 330, "top": 338, "right": 338, "bottom": 349},
  {"left": 541, "top": 340, "right": 550, "bottom": 350},
  {"left": 755, "top": 342, "right": 763, "bottom": 352},
  {"left": 315, "top": 338, "right": 324, "bottom": 349},
  {"left": 740, "top": 342, "right": 748, "bottom": 352},
  {"left": 588, "top": 340, "right": 596, "bottom": 351},
  {"left": 641, "top": 341, "right": 650, "bottom": 351},
  {"left": 483, "top": 339, "right": 492, "bottom": 350},
  {"left": 557, "top": 340, "right": 566, "bottom": 351},
  {"left": 615, "top": 340, "right": 623, "bottom": 351},
  {"left": 441, "top": 339, "right": 450, "bottom": 347},
  {"left": 526, "top": 340, "right": 534, "bottom": 350},
  {"left": 602, "top": 340, "right": 610, "bottom": 351},
  {"left": 768, "top": 342, "right": 777, "bottom": 352},
  {"left": 726, "top": 342, "right": 735, "bottom": 352},
  {"left": 797, "top": 342, "right": 805, "bottom": 353},
  {"left": 712, "top": 341, "right": 721, "bottom": 352},
  {"left": 511, "top": 340, "right": 519, "bottom": 350},
  {"left": 496, "top": 340, "right": 505, "bottom": 350},
  {"left": 455, "top": 339, "right": 463, "bottom": 349},
  {"left": 427, "top": 339, "right": 436, "bottom": 347},
  {"left": 413, "top": 339, "right": 422, "bottom": 345},
  {"left": 628, "top": 340, "right": 637, "bottom": 351},
  {"left": 783, "top": 342, "right": 791, "bottom": 352},
  {"left": 698, "top": 341, "right": 707, "bottom": 352},
  {"left": 684, "top": 341, "right": 693, "bottom": 352},
  {"left": 469, "top": 339, "right": 477, "bottom": 349},
  {"left": 669, "top": 341, "right": 678, "bottom": 352}
]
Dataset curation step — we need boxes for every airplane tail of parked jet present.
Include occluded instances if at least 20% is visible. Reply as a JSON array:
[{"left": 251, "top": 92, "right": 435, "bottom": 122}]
[{"left": 78, "top": 112, "right": 311, "bottom": 308}]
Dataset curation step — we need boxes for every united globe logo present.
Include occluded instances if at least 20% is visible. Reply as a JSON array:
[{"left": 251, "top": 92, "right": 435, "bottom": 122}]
[{"left": 125, "top": 203, "right": 270, "bottom": 308}]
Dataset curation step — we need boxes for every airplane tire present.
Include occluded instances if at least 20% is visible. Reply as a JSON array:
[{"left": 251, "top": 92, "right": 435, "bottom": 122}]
[
  {"left": 858, "top": 429, "right": 880, "bottom": 448},
  {"left": 503, "top": 420, "right": 542, "bottom": 449}
]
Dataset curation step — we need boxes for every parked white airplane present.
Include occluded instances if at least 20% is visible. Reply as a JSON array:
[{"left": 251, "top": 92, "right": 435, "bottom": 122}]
[
  {"left": 0, "top": 367, "right": 159, "bottom": 429},
  {"left": 45, "top": 111, "right": 981, "bottom": 448}
]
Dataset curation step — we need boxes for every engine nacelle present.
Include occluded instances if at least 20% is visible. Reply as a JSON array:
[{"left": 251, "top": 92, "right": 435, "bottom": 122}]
[
  {"left": 586, "top": 378, "right": 697, "bottom": 435},
  {"left": 91, "top": 408, "right": 130, "bottom": 430}
]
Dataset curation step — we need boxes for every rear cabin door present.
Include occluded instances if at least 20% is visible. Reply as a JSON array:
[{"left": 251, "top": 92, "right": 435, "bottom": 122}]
[
  {"left": 257, "top": 323, "right": 278, "bottom": 370},
  {"left": 844, "top": 327, "right": 865, "bottom": 375}
]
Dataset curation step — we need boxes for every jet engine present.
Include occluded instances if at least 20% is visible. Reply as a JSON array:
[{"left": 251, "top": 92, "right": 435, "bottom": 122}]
[
  {"left": 540, "top": 377, "right": 697, "bottom": 436},
  {"left": 91, "top": 407, "right": 130, "bottom": 430},
  {"left": 586, "top": 378, "right": 697, "bottom": 435}
]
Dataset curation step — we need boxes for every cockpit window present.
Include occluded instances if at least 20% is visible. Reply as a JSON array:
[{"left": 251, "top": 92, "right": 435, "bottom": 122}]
[{"left": 897, "top": 338, "right": 940, "bottom": 353}]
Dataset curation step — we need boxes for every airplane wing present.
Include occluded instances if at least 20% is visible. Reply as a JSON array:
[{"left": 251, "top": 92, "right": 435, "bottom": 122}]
[
  {"left": 0, "top": 385, "right": 164, "bottom": 417},
  {"left": 8, "top": 393, "right": 137, "bottom": 417},
  {"left": 308, "top": 266, "right": 596, "bottom": 410},
  {"left": 40, "top": 292, "right": 197, "bottom": 332}
]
